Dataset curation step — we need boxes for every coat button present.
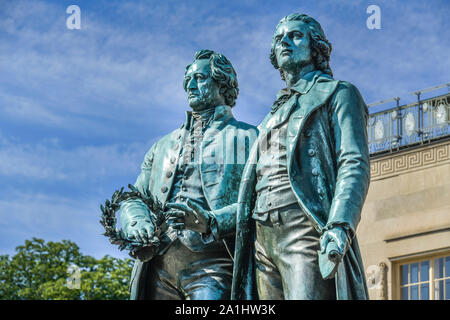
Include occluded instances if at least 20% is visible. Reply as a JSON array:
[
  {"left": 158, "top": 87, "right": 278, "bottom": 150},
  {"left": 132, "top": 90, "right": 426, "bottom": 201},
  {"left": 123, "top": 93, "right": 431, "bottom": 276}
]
[
  {"left": 312, "top": 168, "right": 319, "bottom": 176},
  {"left": 268, "top": 202, "right": 272, "bottom": 207},
  {"left": 308, "top": 149, "right": 316, "bottom": 156},
  {"left": 170, "top": 157, "right": 176, "bottom": 164},
  {"left": 161, "top": 186, "right": 168, "bottom": 193},
  {"left": 166, "top": 171, "right": 173, "bottom": 178}
]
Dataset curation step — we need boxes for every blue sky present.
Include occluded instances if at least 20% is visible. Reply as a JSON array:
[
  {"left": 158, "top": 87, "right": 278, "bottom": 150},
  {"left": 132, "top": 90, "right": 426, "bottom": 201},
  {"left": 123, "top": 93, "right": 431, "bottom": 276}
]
[{"left": 0, "top": 0, "right": 449, "bottom": 259}]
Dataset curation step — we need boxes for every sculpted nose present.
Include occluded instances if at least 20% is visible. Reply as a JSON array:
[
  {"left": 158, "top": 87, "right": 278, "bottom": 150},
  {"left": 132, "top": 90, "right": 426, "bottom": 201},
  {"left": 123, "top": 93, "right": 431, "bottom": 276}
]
[
  {"left": 281, "top": 33, "right": 291, "bottom": 46},
  {"left": 187, "top": 77, "right": 197, "bottom": 90}
]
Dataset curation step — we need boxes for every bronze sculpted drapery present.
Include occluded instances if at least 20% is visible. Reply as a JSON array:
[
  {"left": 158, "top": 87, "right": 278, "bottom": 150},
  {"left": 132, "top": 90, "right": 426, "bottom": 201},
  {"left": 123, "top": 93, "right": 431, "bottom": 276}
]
[
  {"left": 111, "top": 13, "right": 370, "bottom": 300},
  {"left": 119, "top": 50, "right": 257, "bottom": 299},
  {"left": 174, "top": 13, "right": 370, "bottom": 300},
  {"left": 231, "top": 13, "right": 370, "bottom": 299}
]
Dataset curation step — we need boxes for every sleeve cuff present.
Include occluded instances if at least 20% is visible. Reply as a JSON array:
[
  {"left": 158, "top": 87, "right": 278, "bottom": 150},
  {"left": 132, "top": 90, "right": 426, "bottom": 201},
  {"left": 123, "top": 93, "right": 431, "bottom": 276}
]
[{"left": 209, "top": 204, "right": 237, "bottom": 240}]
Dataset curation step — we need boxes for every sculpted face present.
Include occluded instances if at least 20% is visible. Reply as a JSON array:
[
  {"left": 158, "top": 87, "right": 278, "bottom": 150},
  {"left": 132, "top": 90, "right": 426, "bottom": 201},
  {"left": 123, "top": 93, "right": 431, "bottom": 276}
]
[
  {"left": 184, "top": 59, "right": 224, "bottom": 111},
  {"left": 273, "top": 21, "right": 314, "bottom": 74}
]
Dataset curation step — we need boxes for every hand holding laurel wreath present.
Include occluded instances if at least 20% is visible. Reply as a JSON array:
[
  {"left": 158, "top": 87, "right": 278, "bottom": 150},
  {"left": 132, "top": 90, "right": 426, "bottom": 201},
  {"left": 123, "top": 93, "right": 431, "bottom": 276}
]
[
  {"left": 100, "top": 184, "right": 168, "bottom": 261},
  {"left": 125, "top": 218, "right": 156, "bottom": 244}
]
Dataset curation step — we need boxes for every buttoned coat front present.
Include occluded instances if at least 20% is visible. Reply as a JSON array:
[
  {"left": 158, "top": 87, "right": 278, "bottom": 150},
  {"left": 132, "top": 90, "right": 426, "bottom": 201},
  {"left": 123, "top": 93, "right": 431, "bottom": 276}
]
[
  {"left": 120, "top": 105, "right": 258, "bottom": 299},
  {"left": 229, "top": 71, "right": 370, "bottom": 300}
]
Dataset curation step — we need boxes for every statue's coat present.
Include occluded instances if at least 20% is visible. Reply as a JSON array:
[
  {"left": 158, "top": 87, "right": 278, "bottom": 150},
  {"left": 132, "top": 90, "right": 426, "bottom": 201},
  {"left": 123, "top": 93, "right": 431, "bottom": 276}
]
[
  {"left": 230, "top": 72, "right": 370, "bottom": 300},
  {"left": 120, "top": 105, "right": 257, "bottom": 299}
]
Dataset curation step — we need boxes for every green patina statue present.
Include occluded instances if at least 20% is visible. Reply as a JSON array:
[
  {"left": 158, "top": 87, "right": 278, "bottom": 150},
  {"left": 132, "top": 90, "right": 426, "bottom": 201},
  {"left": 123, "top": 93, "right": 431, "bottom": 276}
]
[
  {"left": 119, "top": 50, "right": 257, "bottom": 299},
  {"left": 173, "top": 13, "right": 370, "bottom": 300}
]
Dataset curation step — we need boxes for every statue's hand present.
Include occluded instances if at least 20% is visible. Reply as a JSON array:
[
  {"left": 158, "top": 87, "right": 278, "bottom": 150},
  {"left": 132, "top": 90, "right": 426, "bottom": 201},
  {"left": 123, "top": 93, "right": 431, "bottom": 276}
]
[
  {"left": 126, "top": 218, "right": 156, "bottom": 244},
  {"left": 166, "top": 200, "right": 211, "bottom": 234},
  {"left": 319, "top": 226, "right": 351, "bottom": 259}
]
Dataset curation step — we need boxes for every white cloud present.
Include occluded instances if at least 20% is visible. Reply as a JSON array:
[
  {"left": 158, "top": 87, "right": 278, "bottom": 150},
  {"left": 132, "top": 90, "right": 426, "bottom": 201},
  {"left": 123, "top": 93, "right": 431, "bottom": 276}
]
[
  {"left": 0, "top": 0, "right": 192, "bottom": 133},
  {"left": 0, "top": 132, "right": 155, "bottom": 181}
]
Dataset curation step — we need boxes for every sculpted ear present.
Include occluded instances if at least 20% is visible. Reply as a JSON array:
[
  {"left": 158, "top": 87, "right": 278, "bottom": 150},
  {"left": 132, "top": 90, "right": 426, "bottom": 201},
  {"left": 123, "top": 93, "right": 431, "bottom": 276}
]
[{"left": 219, "top": 86, "right": 227, "bottom": 94}]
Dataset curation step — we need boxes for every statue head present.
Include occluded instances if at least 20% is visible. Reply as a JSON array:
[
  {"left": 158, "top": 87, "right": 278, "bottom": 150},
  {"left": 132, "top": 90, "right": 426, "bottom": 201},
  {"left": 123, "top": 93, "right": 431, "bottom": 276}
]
[
  {"left": 183, "top": 50, "right": 239, "bottom": 111},
  {"left": 269, "top": 13, "right": 333, "bottom": 80}
]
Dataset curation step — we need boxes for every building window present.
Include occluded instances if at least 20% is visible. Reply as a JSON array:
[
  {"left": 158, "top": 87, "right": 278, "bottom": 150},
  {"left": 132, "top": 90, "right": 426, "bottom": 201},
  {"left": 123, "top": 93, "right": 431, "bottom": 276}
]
[
  {"left": 399, "top": 254, "right": 450, "bottom": 300},
  {"left": 434, "top": 256, "right": 450, "bottom": 300}
]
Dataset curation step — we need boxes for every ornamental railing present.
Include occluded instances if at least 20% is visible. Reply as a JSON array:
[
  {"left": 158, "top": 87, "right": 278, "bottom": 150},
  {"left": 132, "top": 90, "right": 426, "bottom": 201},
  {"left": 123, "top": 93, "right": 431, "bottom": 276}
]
[{"left": 367, "top": 83, "right": 450, "bottom": 155}]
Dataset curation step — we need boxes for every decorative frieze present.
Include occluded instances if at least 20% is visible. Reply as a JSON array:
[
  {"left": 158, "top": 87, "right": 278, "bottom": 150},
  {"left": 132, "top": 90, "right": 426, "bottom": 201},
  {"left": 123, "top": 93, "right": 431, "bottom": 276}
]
[{"left": 370, "top": 140, "right": 450, "bottom": 180}]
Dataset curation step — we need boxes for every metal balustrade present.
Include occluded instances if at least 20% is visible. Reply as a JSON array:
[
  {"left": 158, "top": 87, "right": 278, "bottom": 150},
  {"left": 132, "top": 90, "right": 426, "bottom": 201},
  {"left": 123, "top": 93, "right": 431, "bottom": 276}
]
[{"left": 367, "top": 83, "right": 450, "bottom": 155}]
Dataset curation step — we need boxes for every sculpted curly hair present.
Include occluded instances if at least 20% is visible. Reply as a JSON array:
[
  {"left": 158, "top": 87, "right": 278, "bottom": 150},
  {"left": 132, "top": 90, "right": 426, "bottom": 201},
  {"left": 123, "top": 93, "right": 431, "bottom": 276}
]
[
  {"left": 183, "top": 49, "right": 239, "bottom": 107},
  {"left": 269, "top": 13, "right": 333, "bottom": 79}
]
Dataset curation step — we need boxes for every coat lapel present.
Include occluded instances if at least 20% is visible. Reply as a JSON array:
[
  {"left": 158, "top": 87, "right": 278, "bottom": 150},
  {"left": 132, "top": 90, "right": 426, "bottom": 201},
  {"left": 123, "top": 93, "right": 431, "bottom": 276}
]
[
  {"left": 260, "top": 94, "right": 299, "bottom": 132},
  {"left": 286, "top": 76, "right": 340, "bottom": 171},
  {"left": 200, "top": 106, "right": 234, "bottom": 206},
  {"left": 159, "top": 127, "right": 187, "bottom": 205}
]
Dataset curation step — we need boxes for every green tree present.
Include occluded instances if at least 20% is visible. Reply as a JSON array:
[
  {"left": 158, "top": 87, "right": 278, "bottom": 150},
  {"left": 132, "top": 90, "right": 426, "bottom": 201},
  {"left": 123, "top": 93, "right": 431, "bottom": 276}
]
[{"left": 0, "top": 238, "right": 134, "bottom": 300}]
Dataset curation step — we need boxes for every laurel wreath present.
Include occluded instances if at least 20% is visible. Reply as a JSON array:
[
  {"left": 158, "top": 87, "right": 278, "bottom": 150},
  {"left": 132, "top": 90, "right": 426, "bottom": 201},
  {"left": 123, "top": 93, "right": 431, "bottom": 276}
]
[{"left": 100, "top": 184, "right": 167, "bottom": 255}]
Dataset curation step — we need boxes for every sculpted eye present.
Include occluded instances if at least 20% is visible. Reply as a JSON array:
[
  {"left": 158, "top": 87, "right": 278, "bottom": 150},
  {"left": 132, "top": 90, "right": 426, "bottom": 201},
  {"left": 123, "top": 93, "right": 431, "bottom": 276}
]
[{"left": 292, "top": 31, "right": 303, "bottom": 39}]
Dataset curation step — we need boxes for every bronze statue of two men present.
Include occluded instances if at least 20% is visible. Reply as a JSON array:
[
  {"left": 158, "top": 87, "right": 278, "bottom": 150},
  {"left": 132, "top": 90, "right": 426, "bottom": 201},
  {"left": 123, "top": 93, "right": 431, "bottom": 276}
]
[{"left": 118, "top": 13, "right": 370, "bottom": 300}]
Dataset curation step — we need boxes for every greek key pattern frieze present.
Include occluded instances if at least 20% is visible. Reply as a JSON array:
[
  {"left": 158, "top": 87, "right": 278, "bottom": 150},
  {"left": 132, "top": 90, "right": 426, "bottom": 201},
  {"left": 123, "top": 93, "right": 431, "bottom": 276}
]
[{"left": 370, "top": 141, "right": 450, "bottom": 180}]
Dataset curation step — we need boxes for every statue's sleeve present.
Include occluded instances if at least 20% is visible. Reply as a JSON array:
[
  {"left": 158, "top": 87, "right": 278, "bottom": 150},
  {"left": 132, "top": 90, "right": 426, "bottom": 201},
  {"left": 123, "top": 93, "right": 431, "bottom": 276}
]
[
  {"left": 120, "top": 143, "right": 156, "bottom": 233},
  {"left": 209, "top": 203, "right": 239, "bottom": 240},
  {"left": 210, "top": 136, "right": 259, "bottom": 240},
  {"left": 326, "top": 81, "right": 370, "bottom": 237}
]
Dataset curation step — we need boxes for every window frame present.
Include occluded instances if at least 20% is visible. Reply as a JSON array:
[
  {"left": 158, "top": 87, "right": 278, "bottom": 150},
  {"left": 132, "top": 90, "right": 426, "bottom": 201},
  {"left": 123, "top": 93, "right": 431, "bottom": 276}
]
[{"left": 394, "top": 251, "right": 450, "bottom": 300}]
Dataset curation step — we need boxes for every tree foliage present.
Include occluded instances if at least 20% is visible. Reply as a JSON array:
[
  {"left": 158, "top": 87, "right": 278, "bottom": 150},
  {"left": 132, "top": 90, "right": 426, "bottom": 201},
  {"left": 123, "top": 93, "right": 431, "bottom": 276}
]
[{"left": 0, "top": 238, "right": 134, "bottom": 300}]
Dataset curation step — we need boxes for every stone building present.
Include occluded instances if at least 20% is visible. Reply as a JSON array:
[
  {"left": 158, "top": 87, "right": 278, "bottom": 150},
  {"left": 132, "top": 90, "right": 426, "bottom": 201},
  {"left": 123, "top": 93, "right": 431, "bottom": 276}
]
[{"left": 357, "top": 85, "right": 450, "bottom": 300}]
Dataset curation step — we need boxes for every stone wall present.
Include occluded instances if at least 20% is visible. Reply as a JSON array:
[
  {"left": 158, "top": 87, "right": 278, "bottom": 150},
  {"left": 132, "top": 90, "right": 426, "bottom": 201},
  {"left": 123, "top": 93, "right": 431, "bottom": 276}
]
[{"left": 357, "top": 139, "right": 450, "bottom": 299}]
